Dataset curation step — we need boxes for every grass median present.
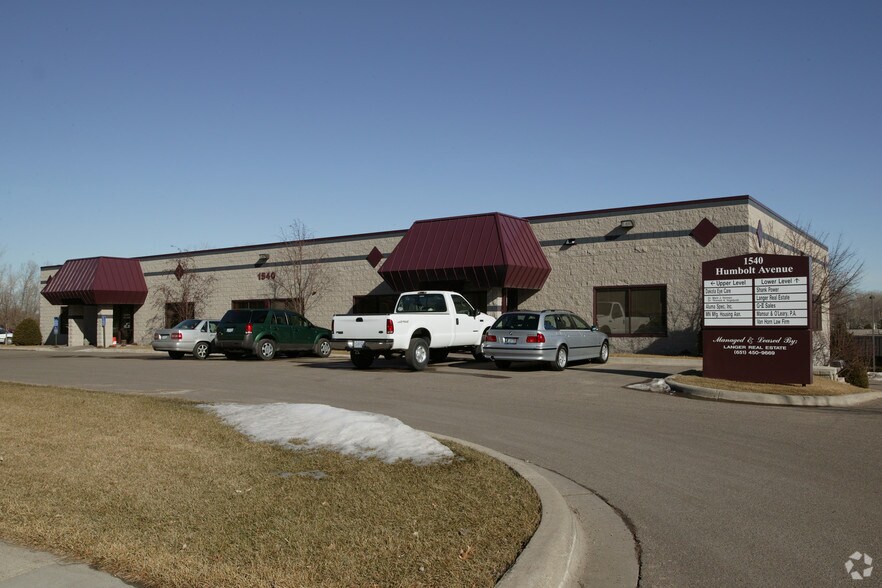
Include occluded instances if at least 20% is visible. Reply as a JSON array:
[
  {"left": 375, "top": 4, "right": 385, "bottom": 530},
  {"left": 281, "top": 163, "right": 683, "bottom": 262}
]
[
  {"left": 0, "top": 382, "right": 539, "bottom": 587},
  {"left": 673, "top": 371, "right": 867, "bottom": 396}
]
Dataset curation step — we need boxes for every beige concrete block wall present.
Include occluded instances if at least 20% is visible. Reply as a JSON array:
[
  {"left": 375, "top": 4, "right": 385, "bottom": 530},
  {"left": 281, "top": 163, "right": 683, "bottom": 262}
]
[
  {"left": 134, "top": 234, "right": 404, "bottom": 345},
  {"left": 38, "top": 197, "right": 825, "bottom": 357},
  {"left": 526, "top": 201, "right": 751, "bottom": 354}
]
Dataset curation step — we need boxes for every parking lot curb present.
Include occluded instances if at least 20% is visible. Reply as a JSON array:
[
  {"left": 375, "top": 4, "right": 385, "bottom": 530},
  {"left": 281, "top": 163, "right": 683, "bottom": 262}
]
[
  {"left": 666, "top": 376, "right": 882, "bottom": 407},
  {"left": 434, "top": 435, "right": 639, "bottom": 588}
]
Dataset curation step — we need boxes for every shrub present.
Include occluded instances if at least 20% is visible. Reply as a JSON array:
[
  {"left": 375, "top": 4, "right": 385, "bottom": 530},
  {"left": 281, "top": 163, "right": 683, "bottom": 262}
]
[
  {"left": 841, "top": 359, "right": 870, "bottom": 388},
  {"left": 830, "top": 321, "right": 869, "bottom": 388},
  {"left": 13, "top": 318, "right": 42, "bottom": 346}
]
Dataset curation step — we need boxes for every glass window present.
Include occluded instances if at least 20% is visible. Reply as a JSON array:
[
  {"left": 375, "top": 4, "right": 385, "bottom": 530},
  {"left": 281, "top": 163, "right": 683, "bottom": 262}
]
[
  {"left": 543, "top": 315, "right": 558, "bottom": 330},
  {"left": 287, "top": 312, "right": 307, "bottom": 327},
  {"left": 209, "top": 321, "right": 218, "bottom": 333},
  {"left": 173, "top": 319, "right": 200, "bottom": 330},
  {"left": 250, "top": 310, "right": 269, "bottom": 324},
  {"left": 493, "top": 313, "right": 540, "bottom": 331},
  {"left": 272, "top": 312, "right": 288, "bottom": 326},
  {"left": 451, "top": 294, "right": 474, "bottom": 315},
  {"left": 556, "top": 314, "right": 574, "bottom": 329},
  {"left": 569, "top": 314, "right": 590, "bottom": 329},
  {"left": 595, "top": 287, "right": 667, "bottom": 336},
  {"left": 397, "top": 293, "right": 448, "bottom": 313}
]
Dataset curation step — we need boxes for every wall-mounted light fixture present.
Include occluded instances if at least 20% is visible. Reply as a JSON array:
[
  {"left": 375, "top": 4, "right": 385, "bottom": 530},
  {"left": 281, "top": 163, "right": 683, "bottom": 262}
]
[
  {"left": 564, "top": 238, "right": 577, "bottom": 246},
  {"left": 256, "top": 253, "right": 270, "bottom": 267},
  {"left": 620, "top": 220, "right": 635, "bottom": 229}
]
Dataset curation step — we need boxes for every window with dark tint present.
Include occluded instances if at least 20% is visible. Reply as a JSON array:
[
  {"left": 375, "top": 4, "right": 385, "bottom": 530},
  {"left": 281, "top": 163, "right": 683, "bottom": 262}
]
[
  {"left": 556, "top": 314, "right": 574, "bottom": 329},
  {"left": 251, "top": 310, "right": 269, "bottom": 324},
  {"left": 232, "top": 298, "right": 299, "bottom": 311},
  {"left": 352, "top": 294, "right": 398, "bottom": 314},
  {"left": 220, "top": 310, "right": 253, "bottom": 324},
  {"left": 165, "top": 302, "right": 195, "bottom": 328},
  {"left": 569, "top": 314, "right": 590, "bottom": 329},
  {"left": 272, "top": 312, "right": 288, "bottom": 326},
  {"left": 287, "top": 312, "right": 308, "bottom": 327},
  {"left": 451, "top": 294, "right": 474, "bottom": 315},
  {"left": 595, "top": 286, "right": 667, "bottom": 336},
  {"left": 397, "top": 293, "right": 447, "bottom": 313},
  {"left": 493, "top": 313, "right": 540, "bottom": 330}
]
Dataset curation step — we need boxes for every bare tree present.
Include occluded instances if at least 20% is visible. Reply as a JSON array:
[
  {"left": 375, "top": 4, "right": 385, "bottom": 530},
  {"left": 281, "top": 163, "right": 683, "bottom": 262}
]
[
  {"left": 760, "top": 220, "right": 864, "bottom": 362},
  {"left": 844, "top": 290, "right": 882, "bottom": 328},
  {"left": 761, "top": 221, "right": 863, "bottom": 321},
  {"left": 271, "top": 220, "right": 330, "bottom": 317},
  {"left": 0, "top": 255, "right": 39, "bottom": 330},
  {"left": 150, "top": 253, "right": 217, "bottom": 328}
]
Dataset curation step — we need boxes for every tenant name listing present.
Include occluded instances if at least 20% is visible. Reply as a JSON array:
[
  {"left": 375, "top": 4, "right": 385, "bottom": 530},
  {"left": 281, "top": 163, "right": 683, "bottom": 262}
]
[{"left": 704, "top": 258, "right": 809, "bottom": 328}]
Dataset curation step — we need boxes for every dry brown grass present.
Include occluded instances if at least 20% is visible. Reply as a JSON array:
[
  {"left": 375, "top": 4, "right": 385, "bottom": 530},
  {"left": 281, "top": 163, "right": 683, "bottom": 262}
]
[
  {"left": 0, "top": 382, "right": 539, "bottom": 587},
  {"left": 674, "top": 372, "right": 865, "bottom": 396}
]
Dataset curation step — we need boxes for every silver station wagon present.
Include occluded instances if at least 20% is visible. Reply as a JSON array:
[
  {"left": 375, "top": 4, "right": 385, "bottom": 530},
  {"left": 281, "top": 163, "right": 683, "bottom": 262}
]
[
  {"left": 483, "top": 310, "right": 609, "bottom": 370},
  {"left": 152, "top": 319, "right": 219, "bottom": 360}
]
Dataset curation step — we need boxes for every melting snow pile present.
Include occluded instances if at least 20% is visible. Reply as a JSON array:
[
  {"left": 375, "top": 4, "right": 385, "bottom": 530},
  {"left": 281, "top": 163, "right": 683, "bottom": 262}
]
[{"left": 203, "top": 403, "right": 454, "bottom": 465}]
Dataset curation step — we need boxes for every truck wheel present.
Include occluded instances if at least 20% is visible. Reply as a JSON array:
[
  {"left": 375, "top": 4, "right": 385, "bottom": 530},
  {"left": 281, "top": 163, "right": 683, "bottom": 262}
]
[
  {"left": 168, "top": 351, "right": 185, "bottom": 360},
  {"left": 257, "top": 339, "right": 276, "bottom": 361},
  {"left": 550, "top": 346, "right": 568, "bottom": 371},
  {"left": 313, "top": 337, "right": 332, "bottom": 358},
  {"left": 472, "top": 329, "right": 490, "bottom": 361},
  {"left": 406, "top": 338, "right": 429, "bottom": 371},
  {"left": 193, "top": 342, "right": 210, "bottom": 360},
  {"left": 595, "top": 341, "right": 610, "bottom": 364},
  {"left": 350, "top": 349, "right": 375, "bottom": 369},
  {"left": 429, "top": 348, "right": 449, "bottom": 362}
]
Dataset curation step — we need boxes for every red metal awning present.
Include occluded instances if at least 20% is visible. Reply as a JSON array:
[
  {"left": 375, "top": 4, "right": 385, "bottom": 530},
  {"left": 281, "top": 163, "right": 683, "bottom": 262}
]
[
  {"left": 42, "top": 257, "right": 148, "bottom": 306},
  {"left": 378, "top": 213, "right": 551, "bottom": 291}
]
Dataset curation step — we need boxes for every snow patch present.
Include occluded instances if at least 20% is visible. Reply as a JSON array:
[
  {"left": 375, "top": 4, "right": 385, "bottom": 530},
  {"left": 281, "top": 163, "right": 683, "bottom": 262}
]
[{"left": 202, "top": 403, "right": 454, "bottom": 465}]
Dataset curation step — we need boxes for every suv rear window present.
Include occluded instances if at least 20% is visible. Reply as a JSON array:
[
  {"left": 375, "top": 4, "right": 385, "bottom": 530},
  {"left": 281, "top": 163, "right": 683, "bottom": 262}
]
[{"left": 220, "top": 310, "right": 269, "bottom": 324}]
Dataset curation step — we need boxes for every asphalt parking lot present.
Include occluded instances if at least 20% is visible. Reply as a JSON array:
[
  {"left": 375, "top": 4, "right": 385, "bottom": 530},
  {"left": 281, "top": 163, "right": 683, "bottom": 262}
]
[{"left": 2, "top": 347, "right": 880, "bottom": 587}]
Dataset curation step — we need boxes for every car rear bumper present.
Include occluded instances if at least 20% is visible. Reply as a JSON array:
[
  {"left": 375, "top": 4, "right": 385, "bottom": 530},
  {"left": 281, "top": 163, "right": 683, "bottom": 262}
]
[
  {"left": 152, "top": 340, "right": 195, "bottom": 353},
  {"left": 215, "top": 336, "right": 254, "bottom": 352},
  {"left": 482, "top": 345, "right": 557, "bottom": 363}
]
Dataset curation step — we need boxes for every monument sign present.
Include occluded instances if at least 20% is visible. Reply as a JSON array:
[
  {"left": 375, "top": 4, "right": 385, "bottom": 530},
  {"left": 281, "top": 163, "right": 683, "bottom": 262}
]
[{"left": 702, "top": 254, "right": 812, "bottom": 385}]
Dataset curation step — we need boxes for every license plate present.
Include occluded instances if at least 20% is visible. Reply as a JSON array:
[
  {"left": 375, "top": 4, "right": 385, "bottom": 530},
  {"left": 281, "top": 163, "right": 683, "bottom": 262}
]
[
  {"left": 353, "top": 340, "right": 364, "bottom": 349},
  {"left": 504, "top": 337, "right": 518, "bottom": 345},
  {"left": 160, "top": 334, "right": 168, "bottom": 340},
  {"left": 226, "top": 328, "right": 234, "bottom": 333}
]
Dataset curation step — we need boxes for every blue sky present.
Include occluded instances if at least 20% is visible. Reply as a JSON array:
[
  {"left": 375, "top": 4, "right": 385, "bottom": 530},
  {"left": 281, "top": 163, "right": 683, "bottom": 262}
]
[{"left": 2, "top": 1, "right": 880, "bottom": 289}]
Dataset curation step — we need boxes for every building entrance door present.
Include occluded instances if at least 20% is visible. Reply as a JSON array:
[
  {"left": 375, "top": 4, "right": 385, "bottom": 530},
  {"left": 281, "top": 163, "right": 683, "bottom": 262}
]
[{"left": 113, "top": 305, "right": 135, "bottom": 345}]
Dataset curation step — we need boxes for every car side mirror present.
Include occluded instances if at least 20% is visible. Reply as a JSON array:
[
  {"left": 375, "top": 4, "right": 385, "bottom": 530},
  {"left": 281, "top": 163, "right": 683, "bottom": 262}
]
[
  {"left": 469, "top": 309, "right": 479, "bottom": 317},
  {"left": 591, "top": 326, "right": 598, "bottom": 331}
]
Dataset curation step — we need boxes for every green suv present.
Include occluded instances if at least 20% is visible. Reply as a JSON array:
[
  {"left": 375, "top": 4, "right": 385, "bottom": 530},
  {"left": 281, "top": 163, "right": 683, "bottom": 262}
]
[{"left": 215, "top": 308, "right": 333, "bottom": 361}]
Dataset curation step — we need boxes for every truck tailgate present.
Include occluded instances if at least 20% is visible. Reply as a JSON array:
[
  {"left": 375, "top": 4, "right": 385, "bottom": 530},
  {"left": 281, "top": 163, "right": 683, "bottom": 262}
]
[{"left": 332, "top": 315, "right": 390, "bottom": 340}]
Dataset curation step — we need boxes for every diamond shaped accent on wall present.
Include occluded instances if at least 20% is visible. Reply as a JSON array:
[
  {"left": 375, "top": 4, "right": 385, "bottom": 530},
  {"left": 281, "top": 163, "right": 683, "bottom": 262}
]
[
  {"left": 174, "top": 263, "right": 185, "bottom": 281},
  {"left": 691, "top": 218, "right": 720, "bottom": 247},
  {"left": 366, "top": 247, "right": 383, "bottom": 268}
]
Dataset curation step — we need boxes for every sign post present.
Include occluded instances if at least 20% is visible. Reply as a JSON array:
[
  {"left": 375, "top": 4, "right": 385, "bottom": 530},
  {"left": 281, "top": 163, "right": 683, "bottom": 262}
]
[
  {"left": 53, "top": 316, "right": 59, "bottom": 347},
  {"left": 702, "top": 254, "right": 812, "bottom": 385}
]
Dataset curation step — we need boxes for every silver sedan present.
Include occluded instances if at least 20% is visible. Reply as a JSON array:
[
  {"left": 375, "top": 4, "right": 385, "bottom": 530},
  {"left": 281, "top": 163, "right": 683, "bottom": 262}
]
[
  {"left": 483, "top": 310, "right": 609, "bottom": 370},
  {"left": 152, "top": 319, "right": 219, "bottom": 359}
]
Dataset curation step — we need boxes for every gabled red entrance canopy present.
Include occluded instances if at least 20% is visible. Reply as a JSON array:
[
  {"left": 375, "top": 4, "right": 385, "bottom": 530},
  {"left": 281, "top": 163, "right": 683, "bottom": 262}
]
[
  {"left": 378, "top": 213, "right": 551, "bottom": 292},
  {"left": 42, "top": 257, "right": 148, "bottom": 306}
]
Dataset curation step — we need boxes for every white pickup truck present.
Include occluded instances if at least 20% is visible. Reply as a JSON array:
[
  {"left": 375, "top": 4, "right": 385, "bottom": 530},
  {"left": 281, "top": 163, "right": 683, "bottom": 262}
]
[{"left": 332, "top": 291, "right": 495, "bottom": 370}]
